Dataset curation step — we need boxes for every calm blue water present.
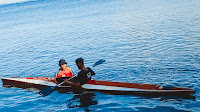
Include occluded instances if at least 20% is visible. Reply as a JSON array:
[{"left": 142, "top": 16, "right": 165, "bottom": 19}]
[{"left": 0, "top": 0, "right": 200, "bottom": 111}]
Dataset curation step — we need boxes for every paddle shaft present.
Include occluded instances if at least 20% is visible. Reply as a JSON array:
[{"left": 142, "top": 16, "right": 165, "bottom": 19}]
[{"left": 56, "top": 76, "right": 74, "bottom": 87}]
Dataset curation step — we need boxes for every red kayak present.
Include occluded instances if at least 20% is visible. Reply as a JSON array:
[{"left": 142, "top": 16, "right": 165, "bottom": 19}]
[{"left": 1, "top": 77, "right": 195, "bottom": 98}]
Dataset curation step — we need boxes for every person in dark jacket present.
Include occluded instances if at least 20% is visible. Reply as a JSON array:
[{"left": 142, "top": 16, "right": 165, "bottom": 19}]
[{"left": 65, "top": 58, "right": 95, "bottom": 87}]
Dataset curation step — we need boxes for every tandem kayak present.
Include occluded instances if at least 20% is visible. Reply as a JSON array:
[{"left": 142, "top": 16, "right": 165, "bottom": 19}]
[{"left": 1, "top": 77, "right": 195, "bottom": 98}]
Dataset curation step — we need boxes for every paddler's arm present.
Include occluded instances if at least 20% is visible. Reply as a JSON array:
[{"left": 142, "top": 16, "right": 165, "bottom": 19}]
[
  {"left": 55, "top": 70, "right": 60, "bottom": 78},
  {"left": 64, "top": 79, "right": 81, "bottom": 87}
]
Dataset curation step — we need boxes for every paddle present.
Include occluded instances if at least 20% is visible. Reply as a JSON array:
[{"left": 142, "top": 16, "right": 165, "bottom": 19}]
[{"left": 39, "top": 59, "right": 106, "bottom": 97}]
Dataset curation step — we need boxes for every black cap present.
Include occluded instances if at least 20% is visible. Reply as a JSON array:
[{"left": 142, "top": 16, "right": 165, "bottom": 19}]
[{"left": 59, "top": 59, "right": 67, "bottom": 66}]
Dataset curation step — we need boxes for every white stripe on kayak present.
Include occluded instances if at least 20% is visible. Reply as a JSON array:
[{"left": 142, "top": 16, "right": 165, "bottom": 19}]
[
  {"left": 81, "top": 84, "right": 191, "bottom": 92},
  {"left": 1, "top": 77, "right": 57, "bottom": 86}
]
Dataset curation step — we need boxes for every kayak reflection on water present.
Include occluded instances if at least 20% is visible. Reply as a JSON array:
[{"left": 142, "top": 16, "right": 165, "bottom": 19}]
[{"left": 67, "top": 91, "right": 98, "bottom": 108}]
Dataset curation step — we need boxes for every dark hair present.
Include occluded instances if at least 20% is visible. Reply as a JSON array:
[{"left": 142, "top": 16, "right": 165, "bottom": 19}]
[{"left": 75, "top": 58, "right": 84, "bottom": 64}]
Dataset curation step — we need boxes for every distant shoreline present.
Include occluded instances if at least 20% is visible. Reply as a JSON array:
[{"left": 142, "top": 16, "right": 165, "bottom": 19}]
[{"left": 0, "top": 0, "right": 37, "bottom": 5}]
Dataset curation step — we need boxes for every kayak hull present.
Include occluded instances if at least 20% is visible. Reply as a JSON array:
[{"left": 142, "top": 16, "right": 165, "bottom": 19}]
[{"left": 1, "top": 77, "right": 195, "bottom": 99}]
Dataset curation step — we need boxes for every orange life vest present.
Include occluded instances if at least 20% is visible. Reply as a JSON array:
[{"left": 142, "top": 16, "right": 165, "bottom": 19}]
[{"left": 56, "top": 67, "right": 73, "bottom": 78}]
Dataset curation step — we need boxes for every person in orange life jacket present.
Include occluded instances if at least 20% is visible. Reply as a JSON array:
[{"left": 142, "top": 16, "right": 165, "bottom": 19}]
[
  {"left": 55, "top": 59, "right": 74, "bottom": 83},
  {"left": 65, "top": 58, "right": 95, "bottom": 87}
]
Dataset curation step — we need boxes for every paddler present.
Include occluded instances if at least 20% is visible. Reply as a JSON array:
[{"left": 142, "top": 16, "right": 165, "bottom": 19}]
[
  {"left": 55, "top": 59, "right": 74, "bottom": 83},
  {"left": 65, "top": 58, "right": 95, "bottom": 87}
]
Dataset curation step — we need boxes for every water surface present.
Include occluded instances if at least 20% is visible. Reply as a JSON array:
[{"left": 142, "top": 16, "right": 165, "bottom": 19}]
[{"left": 0, "top": 0, "right": 200, "bottom": 111}]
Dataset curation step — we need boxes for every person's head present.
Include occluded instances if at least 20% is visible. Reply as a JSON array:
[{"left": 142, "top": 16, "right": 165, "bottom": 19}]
[
  {"left": 75, "top": 58, "right": 84, "bottom": 70},
  {"left": 59, "top": 59, "right": 67, "bottom": 69}
]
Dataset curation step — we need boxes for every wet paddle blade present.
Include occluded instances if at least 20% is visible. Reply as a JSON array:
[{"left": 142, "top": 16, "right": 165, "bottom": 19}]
[
  {"left": 93, "top": 59, "right": 106, "bottom": 67},
  {"left": 39, "top": 86, "right": 57, "bottom": 97}
]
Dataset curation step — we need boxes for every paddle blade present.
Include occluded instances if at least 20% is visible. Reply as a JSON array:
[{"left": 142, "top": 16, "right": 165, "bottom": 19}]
[
  {"left": 39, "top": 86, "right": 56, "bottom": 97},
  {"left": 93, "top": 59, "right": 106, "bottom": 67}
]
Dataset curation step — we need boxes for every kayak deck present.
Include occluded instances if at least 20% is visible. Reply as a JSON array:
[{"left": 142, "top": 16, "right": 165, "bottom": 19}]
[{"left": 1, "top": 77, "right": 195, "bottom": 98}]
